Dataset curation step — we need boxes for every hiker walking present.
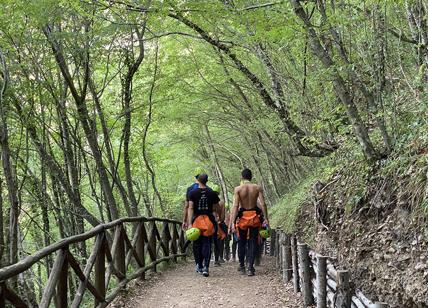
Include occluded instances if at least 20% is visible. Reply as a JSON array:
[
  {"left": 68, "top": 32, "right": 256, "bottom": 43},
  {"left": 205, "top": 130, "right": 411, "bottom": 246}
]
[
  {"left": 187, "top": 173, "right": 220, "bottom": 277},
  {"left": 223, "top": 206, "right": 232, "bottom": 261},
  {"left": 213, "top": 185, "right": 227, "bottom": 265},
  {"left": 229, "top": 168, "right": 268, "bottom": 276},
  {"left": 182, "top": 168, "right": 206, "bottom": 230}
]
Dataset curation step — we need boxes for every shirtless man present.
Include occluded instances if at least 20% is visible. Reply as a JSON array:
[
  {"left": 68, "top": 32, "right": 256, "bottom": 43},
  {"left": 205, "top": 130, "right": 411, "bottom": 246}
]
[{"left": 229, "top": 168, "right": 268, "bottom": 276}]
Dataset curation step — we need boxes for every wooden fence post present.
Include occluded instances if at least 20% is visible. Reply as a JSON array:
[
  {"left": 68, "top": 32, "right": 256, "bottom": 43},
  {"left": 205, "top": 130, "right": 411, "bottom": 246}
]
[
  {"left": 148, "top": 221, "right": 158, "bottom": 272},
  {"left": 264, "top": 237, "right": 268, "bottom": 255},
  {"left": 0, "top": 283, "right": 4, "bottom": 308},
  {"left": 178, "top": 228, "right": 186, "bottom": 260},
  {"left": 56, "top": 252, "right": 68, "bottom": 308},
  {"left": 317, "top": 255, "right": 327, "bottom": 308},
  {"left": 291, "top": 235, "right": 300, "bottom": 292},
  {"left": 171, "top": 224, "right": 179, "bottom": 263},
  {"left": 40, "top": 249, "right": 67, "bottom": 308},
  {"left": 136, "top": 222, "right": 146, "bottom": 279},
  {"left": 114, "top": 225, "right": 126, "bottom": 279},
  {"left": 370, "top": 303, "right": 388, "bottom": 308},
  {"left": 336, "top": 270, "right": 351, "bottom": 308},
  {"left": 270, "top": 229, "right": 276, "bottom": 256},
  {"left": 298, "top": 243, "right": 314, "bottom": 306},
  {"left": 161, "top": 221, "right": 171, "bottom": 258},
  {"left": 95, "top": 239, "right": 106, "bottom": 306},
  {"left": 276, "top": 231, "right": 281, "bottom": 269},
  {"left": 282, "top": 234, "right": 292, "bottom": 282}
]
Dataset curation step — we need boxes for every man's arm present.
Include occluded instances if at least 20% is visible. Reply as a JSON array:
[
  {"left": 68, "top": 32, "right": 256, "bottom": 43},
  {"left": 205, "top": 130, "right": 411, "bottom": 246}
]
[
  {"left": 228, "top": 187, "right": 240, "bottom": 232},
  {"left": 182, "top": 200, "right": 189, "bottom": 229},
  {"left": 219, "top": 201, "right": 225, "bottom": 222},
  {"left": 187, "top": 200, "right": 194, "bottom": 228},
  {"left": 258, "top": 185, "right": 268, "bottom": 223},
  {"left": 213, "top": 202, "right": 220, "bottom": 219}
]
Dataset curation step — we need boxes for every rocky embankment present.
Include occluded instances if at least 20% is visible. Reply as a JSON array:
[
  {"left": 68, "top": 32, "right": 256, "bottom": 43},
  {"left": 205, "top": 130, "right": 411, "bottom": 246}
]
[{"left": 295, "top": 160, "right": 428, "bottom": 307}]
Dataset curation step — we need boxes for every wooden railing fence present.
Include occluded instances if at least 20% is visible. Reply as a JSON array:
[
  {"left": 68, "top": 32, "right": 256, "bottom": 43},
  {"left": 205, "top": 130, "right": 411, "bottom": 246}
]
[
  {"left": 268, "top": 229, "right": 389, "bottom": 308},
  {"left": 0, "top": 216, "right": 186, "bottom": 308}
]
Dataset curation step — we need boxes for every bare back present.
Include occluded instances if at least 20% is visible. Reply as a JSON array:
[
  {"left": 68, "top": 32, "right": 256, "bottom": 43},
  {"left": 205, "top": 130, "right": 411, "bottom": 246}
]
[
  {"left": 235, "top": 183, "right": 260, "bottom": 210},
  {"left": 229, "top": 181, "right": 268, "bottom": 231}
]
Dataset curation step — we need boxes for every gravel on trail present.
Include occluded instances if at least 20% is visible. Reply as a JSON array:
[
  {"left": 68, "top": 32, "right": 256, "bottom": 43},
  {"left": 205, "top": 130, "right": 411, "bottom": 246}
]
[{"left": 112, "top": 256, "right": 303, "bottom": 308}]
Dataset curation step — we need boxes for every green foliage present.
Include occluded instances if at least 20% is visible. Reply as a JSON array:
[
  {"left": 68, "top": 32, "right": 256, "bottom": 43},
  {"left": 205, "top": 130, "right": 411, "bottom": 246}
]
[
  {"left": 270, "top": 163, "right": 329, "bottom": 233},
  {"left": 1, "top": 0, "right": 428, "bottom": 302}
]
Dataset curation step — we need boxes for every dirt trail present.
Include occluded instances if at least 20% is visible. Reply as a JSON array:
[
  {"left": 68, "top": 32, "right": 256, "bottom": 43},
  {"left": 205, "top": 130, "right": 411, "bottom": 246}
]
[{"left": 112, "top": 256, "right": 302, "bottom": 308}]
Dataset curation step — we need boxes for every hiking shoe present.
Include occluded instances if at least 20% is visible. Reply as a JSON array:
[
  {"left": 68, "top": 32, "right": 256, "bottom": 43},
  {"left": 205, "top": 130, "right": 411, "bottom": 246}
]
[
  {"left": 195, "top": 265, "right": 203, "bottom": 274},
  {"left": 237, "top": 265, "right": 245, "bottom": 273},
  {"left": 247, "top": 268, "right": 255, "bottom": 276},
  {"left": 202, "top": 266, "right": 209, "bottom": 277}
]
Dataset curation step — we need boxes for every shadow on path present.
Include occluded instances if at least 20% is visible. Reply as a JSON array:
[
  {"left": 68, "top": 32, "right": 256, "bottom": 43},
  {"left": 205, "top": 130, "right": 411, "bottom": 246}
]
[{"left": 112, "top": 256, "right": 303, "bottom": 308}]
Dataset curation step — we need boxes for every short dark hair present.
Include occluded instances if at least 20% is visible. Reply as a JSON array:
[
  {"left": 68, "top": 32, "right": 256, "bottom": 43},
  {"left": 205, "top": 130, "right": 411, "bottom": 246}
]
[
  {"left": 198, "top": 173, "right": 208, "bottom": 185},
  {"left": 241, "top": 168, "right": 252, "bottom": 180}
]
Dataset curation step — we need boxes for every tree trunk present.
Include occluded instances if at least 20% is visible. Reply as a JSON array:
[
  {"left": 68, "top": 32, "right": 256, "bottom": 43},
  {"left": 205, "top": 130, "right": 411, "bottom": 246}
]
[
  {"left": 204, "top": 125, "right": 229, "bottom": 205},
  {"left": 405, "top": 0, "right": 428, "bottom": 68},
  {"left": 0, "top": 51, "right": 19, "bottom": 267},
  {"left": 40, "top": 151, "right": 53, "bottom": 273},
  {"left": 90, "top": 80, "right": 132, "bottom": 217},
  {"left": 55, "top": 84, "right": 87, "bottom": 238},
  {"left": 0, "top": 178, "right": 4, "bottom": 266},
  {"left": 43, "top": 24, "right": 120, "bottom": 220},
  {"left": 168, "top": 11, "right": 331, "bottom": 157},
  {"left": 290, "top": 0, "right": 378, "bottom": 161},
  {"left": 122, "top": 26, "right": 147, "bottom": 217},
  {"left": 141, "top": 43, "right": 165, "bottom": 215}
]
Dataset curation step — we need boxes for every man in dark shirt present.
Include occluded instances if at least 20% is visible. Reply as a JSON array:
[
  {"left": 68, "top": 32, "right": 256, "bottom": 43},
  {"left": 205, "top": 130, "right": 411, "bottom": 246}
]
[
  {"left": 182, "top": 172, "right": 210, "bottom": 230},
  {"left": 188, "top": 173, "right": 220, "bottom": 277}
]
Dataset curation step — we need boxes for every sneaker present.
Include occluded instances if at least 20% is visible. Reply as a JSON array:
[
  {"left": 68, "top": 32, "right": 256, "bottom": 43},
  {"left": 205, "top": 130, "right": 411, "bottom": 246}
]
[
  {"left": 232, "top": 256, "right": 236, "bottom": 262},
  {"left": 247, "top": 268, "right": 255, "bottom": 276},
  {"left": 219, "top": 258, "right": 226, "bottom": 263},
  {"left": 202, "top": 266, "right": 209, "bottom": 277},
  {"left": 195, "top": 265, "right": 203, "bottom": 274},
  {"left": 214, "top": 261, "right": 221, "bottom": 267},
  {"left": 237, "top": 265, "right": 245, "bottom": 273}
]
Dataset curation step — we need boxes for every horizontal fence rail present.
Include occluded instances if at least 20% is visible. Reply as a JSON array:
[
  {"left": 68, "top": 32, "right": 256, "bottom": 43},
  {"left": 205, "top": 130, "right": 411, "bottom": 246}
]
[
  {"left": 0, "top": 216, "right": 187, "bottom": 308},
  {"left": 269, "top": 230, "right": 388, "bottom": 308}
]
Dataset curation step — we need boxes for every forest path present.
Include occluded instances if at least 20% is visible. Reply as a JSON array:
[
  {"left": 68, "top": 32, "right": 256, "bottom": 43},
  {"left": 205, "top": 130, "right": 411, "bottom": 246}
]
[{"left": 112, "top": 256, "right": 302, "bottom": 308}]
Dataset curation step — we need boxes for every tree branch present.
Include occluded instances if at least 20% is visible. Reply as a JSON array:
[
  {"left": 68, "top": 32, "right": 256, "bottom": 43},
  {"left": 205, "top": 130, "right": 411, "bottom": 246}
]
[{"left": 239, "top": 1, "right": 284, "bottom": 11}]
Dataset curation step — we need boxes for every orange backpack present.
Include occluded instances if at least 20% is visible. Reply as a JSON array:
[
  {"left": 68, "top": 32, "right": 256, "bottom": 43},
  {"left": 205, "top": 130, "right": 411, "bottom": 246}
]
[
  {"left": 193, "top": 215, "right": 215, "bottom": 237},
  {"left": 236, "top": 210, "right": 261, "bottom": 230}
]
